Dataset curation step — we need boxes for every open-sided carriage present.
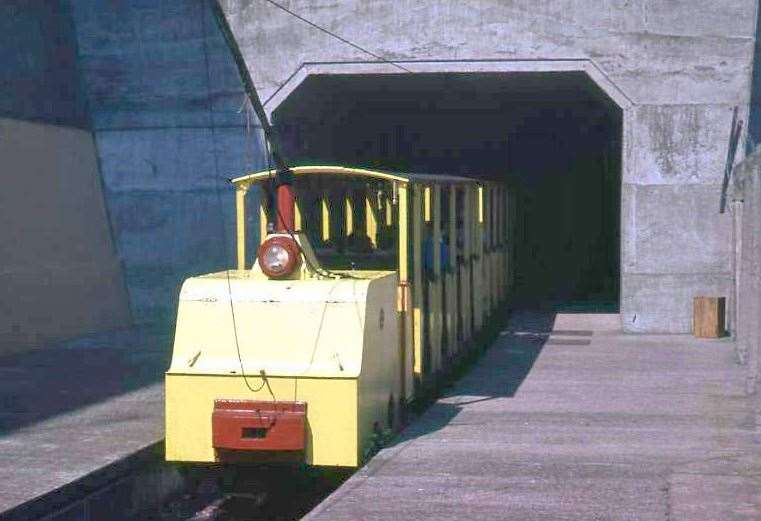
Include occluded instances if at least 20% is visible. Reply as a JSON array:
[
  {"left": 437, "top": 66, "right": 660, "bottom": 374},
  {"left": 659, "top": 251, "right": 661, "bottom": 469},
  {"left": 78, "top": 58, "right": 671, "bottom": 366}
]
[{"left": 165, "top": 165, "right": 511, "bottom": 467}]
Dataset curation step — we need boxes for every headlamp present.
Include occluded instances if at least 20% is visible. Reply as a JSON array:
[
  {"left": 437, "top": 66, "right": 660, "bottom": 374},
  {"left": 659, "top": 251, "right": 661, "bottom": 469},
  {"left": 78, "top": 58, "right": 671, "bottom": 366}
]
[{"left": 257, "top": 236, "right": 300, "bottom": 278}]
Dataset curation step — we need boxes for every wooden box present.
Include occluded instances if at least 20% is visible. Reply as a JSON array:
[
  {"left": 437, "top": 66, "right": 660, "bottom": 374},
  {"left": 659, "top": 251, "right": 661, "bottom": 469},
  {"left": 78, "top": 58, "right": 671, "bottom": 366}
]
[{"left": 693, "top": 297, "right": 726, "bottom": 338}]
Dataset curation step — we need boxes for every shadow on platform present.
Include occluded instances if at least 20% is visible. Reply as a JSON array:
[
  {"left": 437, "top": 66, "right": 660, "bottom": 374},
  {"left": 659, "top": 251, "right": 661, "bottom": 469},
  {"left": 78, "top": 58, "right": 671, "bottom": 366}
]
[
  {"left": 0, "top": 327, "right": 171, "bottom": 434},
  {"left": 395, "top": 308, "right": 574, "bottom": 444}
]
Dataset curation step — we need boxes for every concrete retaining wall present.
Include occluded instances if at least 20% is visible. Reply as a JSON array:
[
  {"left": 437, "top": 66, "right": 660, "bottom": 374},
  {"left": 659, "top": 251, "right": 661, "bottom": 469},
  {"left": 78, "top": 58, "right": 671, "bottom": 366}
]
[
  {"left": 0, "top": 119, "right": 130, "bottom": 351},
  {"left": 0, "top": 1, "right": 130, "bottom": 352},
  {"left": 732, "top": 150, "right": 761, "bottom": 396},
  {"left": 68, "top": 0, "right": 261, "bottom": 324},
  {"left": 0, "top": 1, "right": 87, "bottom": 128}
]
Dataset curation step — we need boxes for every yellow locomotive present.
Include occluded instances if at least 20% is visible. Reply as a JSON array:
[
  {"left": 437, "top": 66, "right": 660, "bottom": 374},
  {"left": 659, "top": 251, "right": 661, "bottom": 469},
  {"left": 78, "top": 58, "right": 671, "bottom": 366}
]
[{"left": 165, "top": 165, "right": 511, "bottom": 467}]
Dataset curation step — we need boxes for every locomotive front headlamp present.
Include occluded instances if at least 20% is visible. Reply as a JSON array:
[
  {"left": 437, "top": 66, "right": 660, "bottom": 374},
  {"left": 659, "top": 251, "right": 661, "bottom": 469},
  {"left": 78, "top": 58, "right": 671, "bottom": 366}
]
[{"left": 257, "top": 236, "right": 300, "bottom": 278}]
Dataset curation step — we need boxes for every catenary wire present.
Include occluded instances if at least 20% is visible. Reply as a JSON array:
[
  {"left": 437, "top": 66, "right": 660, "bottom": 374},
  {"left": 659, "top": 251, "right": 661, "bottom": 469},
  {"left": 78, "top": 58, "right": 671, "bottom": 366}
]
[
  {"left": 262, "top": 0, "right": 413, "bottom": 73},
  {"left": 214, "top": 175, "right": 268, "bottom": 394}
]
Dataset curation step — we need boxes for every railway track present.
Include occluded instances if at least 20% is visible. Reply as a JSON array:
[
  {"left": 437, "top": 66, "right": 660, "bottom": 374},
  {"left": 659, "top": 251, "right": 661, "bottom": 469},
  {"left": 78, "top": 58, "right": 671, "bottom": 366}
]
[{"left": 133, "top": 465, "right": 351, "bottom": 521}]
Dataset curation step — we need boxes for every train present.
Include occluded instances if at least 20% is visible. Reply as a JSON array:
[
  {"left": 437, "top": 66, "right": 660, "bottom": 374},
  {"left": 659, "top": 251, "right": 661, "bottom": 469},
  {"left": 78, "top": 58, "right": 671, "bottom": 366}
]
[{"left": 165, "top": 165, "right": 512, "bottom": 467}]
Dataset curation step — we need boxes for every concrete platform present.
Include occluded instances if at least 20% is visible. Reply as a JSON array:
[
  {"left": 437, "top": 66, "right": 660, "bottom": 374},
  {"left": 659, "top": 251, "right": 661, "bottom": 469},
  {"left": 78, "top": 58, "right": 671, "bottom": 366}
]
[
  {"left": 0, "top": 328, "right": 170, "bottom": 519},
  {"left": 307, "top": 310, "right": 761, "bottom": 520}
]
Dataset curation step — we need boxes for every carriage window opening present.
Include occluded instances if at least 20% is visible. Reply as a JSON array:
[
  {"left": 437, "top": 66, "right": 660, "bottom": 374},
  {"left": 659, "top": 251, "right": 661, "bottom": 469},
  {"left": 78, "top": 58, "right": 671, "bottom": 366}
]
[{"left": 296, "top": 175, "right": 398, "bottom": 272}]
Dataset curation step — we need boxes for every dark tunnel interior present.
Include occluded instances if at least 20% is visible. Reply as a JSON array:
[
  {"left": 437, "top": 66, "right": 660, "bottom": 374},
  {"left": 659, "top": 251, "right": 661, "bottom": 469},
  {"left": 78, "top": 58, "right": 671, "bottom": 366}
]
[{"left": 273, "top": 72, "right": 622, "bottom": 310}]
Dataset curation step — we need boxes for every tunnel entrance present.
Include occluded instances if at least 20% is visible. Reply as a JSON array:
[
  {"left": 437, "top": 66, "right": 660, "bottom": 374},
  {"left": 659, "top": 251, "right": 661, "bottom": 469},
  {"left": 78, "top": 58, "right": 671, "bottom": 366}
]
[{"left": 273, "top": 72, "right": 622, "bottom": 310}]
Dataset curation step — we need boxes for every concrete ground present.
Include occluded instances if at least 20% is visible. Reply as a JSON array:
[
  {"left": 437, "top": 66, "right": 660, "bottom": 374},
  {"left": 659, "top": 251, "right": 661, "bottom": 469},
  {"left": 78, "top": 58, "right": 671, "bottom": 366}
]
[
  {"left": 307, "top": 310, "right": 761, "bottom": 520},
  {"left": 0, "top": 328, "right": 169, "bottom": 517}
]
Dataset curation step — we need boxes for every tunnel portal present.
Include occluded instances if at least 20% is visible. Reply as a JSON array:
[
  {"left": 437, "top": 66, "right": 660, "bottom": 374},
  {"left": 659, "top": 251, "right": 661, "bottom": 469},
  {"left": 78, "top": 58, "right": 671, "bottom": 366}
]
[{"left": 273, "top": 72, "right": 622, "bottom": 310}]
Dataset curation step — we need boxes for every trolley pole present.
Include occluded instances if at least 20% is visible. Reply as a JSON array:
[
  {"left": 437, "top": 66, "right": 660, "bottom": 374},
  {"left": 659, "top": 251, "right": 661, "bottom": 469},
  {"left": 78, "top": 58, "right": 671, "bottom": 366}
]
[{"left": 209, "top": 0, "right": 296, "bottom": 233}]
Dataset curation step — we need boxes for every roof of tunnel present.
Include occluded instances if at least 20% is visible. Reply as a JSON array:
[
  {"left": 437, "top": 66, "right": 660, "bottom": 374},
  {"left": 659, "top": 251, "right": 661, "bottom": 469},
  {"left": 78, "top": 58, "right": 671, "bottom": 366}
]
[{"left": 273, "top": 71, "right": 623, "bottom": 119}]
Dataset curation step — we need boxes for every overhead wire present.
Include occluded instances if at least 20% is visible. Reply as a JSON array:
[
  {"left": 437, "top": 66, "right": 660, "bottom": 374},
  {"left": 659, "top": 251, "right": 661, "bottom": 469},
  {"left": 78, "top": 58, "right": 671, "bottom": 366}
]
[
  {"left": 219, "top": 97, "right": 270, "bottom": 395},
  {"left": 261, "top": 0, "right": 413, "bottom": 74}
]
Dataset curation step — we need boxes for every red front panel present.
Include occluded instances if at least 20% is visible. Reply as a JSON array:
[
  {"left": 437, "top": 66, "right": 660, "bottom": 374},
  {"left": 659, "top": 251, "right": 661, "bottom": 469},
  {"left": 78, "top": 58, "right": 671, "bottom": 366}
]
[{"left": 212, "top": 400, "right": 306, "bottom": 452}]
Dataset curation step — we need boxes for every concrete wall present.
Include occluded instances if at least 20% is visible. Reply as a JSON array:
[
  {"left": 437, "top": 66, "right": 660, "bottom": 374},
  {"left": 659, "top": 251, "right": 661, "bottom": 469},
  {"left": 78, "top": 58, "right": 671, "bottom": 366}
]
[
  {"left": 220, "top": 0, "right": 757, "bottom": 332},
  {"left": 732, "top": 150, "right": 761, "bottom": 396},
  {"left": 68, "top": 0, "right": 262, "bottom": 324},
  {"left": 0, "top": 1, "right": 87, "bottom": 128},
  {"left": 0, "top": 1, "right": 129, "bottom": 351}
]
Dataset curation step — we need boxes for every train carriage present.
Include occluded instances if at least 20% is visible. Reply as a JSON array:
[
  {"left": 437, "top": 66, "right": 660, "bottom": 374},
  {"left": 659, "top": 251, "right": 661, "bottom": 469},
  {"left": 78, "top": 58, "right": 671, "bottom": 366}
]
[{"left": 165, "top": 165, "right": 511, "bottom": 467}]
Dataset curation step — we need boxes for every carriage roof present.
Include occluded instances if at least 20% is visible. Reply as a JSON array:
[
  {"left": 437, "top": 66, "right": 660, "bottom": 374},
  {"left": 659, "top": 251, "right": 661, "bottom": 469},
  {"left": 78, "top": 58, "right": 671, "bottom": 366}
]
[{"left": 231, "top": 165, "right": 483, "bottom": 188}]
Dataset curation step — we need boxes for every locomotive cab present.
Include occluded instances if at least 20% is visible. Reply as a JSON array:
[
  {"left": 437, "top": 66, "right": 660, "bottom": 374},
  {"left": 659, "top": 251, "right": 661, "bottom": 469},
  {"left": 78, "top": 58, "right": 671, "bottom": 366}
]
[{"left": 165, "top": 166, "right": 509, "bottom": 467}]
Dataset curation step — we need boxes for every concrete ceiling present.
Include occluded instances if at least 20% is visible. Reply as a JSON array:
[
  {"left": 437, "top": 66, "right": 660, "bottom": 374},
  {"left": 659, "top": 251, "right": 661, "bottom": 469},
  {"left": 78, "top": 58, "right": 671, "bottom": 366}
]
[{"left": 274, "top": 71, "right": 621, "bottom": 121}]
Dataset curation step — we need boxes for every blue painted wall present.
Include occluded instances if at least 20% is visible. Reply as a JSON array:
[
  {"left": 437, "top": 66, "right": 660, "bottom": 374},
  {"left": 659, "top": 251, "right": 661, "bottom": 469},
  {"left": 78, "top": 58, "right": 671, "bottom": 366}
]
[
  {"left": 0, "top": 0, "right": 87, "bottom": 127},
  {"left": 68, "top": 0, "right": 265, "bottom": 324}
]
